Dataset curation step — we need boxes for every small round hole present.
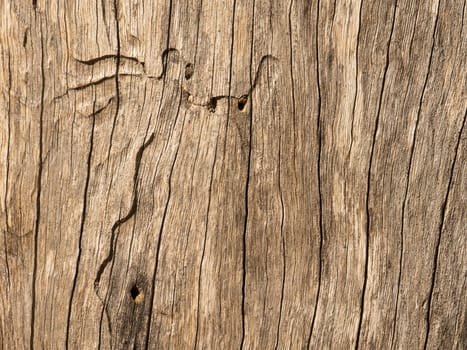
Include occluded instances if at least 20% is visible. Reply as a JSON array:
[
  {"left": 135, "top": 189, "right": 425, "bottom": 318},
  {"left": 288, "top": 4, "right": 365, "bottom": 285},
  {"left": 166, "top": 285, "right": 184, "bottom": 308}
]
[
  {"left": 185, "top": 63, "right": 194, "bottom": 80},
  {"left": 130, "top": 284, "right": 144, "bottom": 303},
  {"left": 238, "top": 95, "right": 248, "bottom": 111},
  {"left": 207, "top": 98, "right": 217, "bottom": 113}
]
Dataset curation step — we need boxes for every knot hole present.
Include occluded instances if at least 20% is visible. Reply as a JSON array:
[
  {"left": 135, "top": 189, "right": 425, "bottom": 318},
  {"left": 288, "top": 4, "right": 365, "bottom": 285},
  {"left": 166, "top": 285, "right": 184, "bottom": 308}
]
[
  {"left": 185, "top": 63, "right": 194, "bottom": 80},
  {"left": 238, "top": 95, "right": 248, "bottom": 111},
  {"left": 130, "top": 284, "right": 144, "bottom": 303}
]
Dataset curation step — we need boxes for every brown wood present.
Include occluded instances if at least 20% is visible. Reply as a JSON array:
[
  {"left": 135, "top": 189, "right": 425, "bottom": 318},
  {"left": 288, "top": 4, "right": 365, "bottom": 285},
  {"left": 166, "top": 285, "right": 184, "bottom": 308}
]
[{"left": 1, "top": 0, "right": 465, "bottom": 349}]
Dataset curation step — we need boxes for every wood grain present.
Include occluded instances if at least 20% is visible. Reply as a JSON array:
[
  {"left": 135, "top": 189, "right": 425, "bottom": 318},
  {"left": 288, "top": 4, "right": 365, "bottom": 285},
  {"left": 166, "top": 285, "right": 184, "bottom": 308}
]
[{"left": 0, "top": 0, "right": 465, "bottom": 349}]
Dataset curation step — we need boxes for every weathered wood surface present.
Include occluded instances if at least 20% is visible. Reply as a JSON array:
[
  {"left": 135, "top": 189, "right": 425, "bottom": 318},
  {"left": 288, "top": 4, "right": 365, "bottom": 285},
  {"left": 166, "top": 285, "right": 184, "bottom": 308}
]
[{"left": 0, "top": 0, "right": 466, "bottom": 349}]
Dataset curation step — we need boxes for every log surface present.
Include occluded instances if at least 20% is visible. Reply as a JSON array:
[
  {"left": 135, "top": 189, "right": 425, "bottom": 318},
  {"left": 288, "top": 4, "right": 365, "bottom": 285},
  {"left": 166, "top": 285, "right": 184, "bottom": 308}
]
[{"left": 0, "top": 0, "right": 466, "bottom": 349}]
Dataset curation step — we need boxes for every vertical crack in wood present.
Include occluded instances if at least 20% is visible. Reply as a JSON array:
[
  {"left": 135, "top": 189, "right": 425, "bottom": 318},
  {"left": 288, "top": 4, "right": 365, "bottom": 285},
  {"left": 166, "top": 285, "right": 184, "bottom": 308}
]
[
  {"left": 359, "top": 1, "right": 398, "bottom": 348},
  {"left": 145, "top": 104, "right": 184, "bottom": 350},
  {"left": 420, "top": 4, "right": 443, "bottom": 347},
  {"left": 389, "top": 1, "right": 439, "bottom": 347},
  {"left": 3, "top": 53, "right": 12, "bottom": 289},
  {"left": 192, "top": 124, "right": 204, "bottom": 348},
  {"left": 287, "top": 0, "right": 297, "bottom": 179},
  {"left": 350, "top": 0, "right": 363, "bottom": 346},
  {"left": 207, "top": 19, "right": 218, "bottom": 112},
  {"left": 307, "top": 0, "right": 322, "bottom": 346},
  {"left": 463, "top": 1, "right": 466, "bottom": 29},
  {"left": 98, "top": 230, "right": 120, "bottom": 349},
  {"left": 249, "top": 55, "right": 278, "bottom": 94},
  {"left": 30, "top": 17, "right": 45, "bottom": 350},
  {"left": 96, "top": 211, "right": 120, "bottom": 350},
  {"left": 93, "top": 132, "right": 155, "bottom": 347},
  {"left": 348, "top": 0, "right": 363, "bottom": 161},
  {"left": 65, "top": 98, "right": 97, "bottom": 349},
  {"left": 389, "top": 1, "right": 440, "bottom": 347},
  {"left": 275, "top": 1, "right": 297, "bottom": 347},
  {"left": 194, "top": 125, "right": 221, "bottom": 350},
  {"left": 143, "top": 2, "right": 175, "bottom": 347},
  {"left": 156, "top": 48, "right": 180, "bottom": 80},
  {"left": 101, "top": 0, "right": 111, "bottom": 44},
  {"left": 423, "top": 113, "right": 466, "bottom": 350},
  {"left": 275, "top": 63, "right": 286, "bottom": 350},
  {"left": 193, "top": 0, "right": 238, "bottom": 348},
  {"left": 94, "top": 133, "right": 155, "bottom": 288},
  {"left": 222, "top": 0, "right": 237, "bottom": 169},
  {"left": 407, "top": 3, "right": 420, "bottom": 57},
  {"left": 106, "top": 0, "right": 121, "bottom": 163},
  {"left": 240, "top": 1, "right": 255, "bottom": 348}
]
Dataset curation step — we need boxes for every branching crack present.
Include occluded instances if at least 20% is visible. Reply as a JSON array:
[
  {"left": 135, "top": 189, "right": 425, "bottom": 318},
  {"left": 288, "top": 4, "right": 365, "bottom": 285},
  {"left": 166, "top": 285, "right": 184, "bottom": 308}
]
[
  {"left": 94, "top": 132, "right": 155, "bottom": 290},
  {"left": 93, "top": 131, "right": 155, "bottom": 347},
  {"left": 82, "top": 97, "right": 115, "bottom": 119},
  {"left": 58, "top": 48, "right": 277, "bottom": 119}
]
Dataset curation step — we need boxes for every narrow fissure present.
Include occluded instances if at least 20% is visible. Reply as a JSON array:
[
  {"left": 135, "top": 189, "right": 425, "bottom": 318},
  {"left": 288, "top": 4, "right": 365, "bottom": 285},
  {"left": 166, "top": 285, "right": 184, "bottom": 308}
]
[
  {"left": 194, "top": 126, "right": 221, "bottom": 349},
  {"left": 240, "top": 1, "right": 255, "bottom": 348},
  {"left": 307, "top": 0, "right": 322, "bottom": 346},
  {"left": 30, "top": 19, "right": 45, "bottom": 350},
  {"left": 94, "top": 133, "right": 155, "bottom": 288},
  {"left": 145, "top": 99, "right": 184, "bottom": 350},
  {"left": 4, "top": 53, "right": 12, "bottom": 288},
  {"left": 143, "top": 3, "right": 175, "bottom": 346},
  {"left": 348, "top": 0, "right": 363, "bottom": 160},
  {"left": 423, "top": 112, "right": 465, "bottom": 349},
  {"left": 65, "top": 98, "right": 96, "bottom": 349},
  {"left": 106, "top": 0, "right": 122, "bottom": 163},
  {"left": 390, "top": 2, "right": 439, "bottom": 347},
  {"left": 358, "top": 1, "right": 398, "bottom": 349}
]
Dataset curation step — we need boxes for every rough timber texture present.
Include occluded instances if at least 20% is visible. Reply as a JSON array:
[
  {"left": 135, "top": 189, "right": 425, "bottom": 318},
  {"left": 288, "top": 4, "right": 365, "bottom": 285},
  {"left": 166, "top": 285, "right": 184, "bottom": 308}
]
[{"left": 0, "top": 0, "right": 466, "bottom": 349}]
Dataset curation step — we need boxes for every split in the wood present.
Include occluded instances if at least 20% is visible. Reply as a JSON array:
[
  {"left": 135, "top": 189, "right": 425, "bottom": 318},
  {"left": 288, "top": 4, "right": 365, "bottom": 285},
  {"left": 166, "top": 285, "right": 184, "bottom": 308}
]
[
  {"left": 156, "top": 48, "right": 181, "bottom": 79},
  {"left": 73, "top": 52, "right": 178, "bottom": 81},
  {"left": 58, "top": 49, "right": 276, "bottom": 116},
  {"left": 53, "top": 73, "right": 159, "bottom": 101},
  {"left": 54, "top": 50, "right": 180, "bottom": 101},
  {"left": 74, "top": 54, "right": 145, "bottom": 67},
  {"left": 94, "top": 133, "right": 156, "bottom": 291},
  {"left": 23, "top": 30, "right": 28, "bottom": 47},
  {"left": 80, "top": 97, "right": 115, "bottom": 119},
  {"left": 53, "top": 76, "right": 116, "bottom": 101}
]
